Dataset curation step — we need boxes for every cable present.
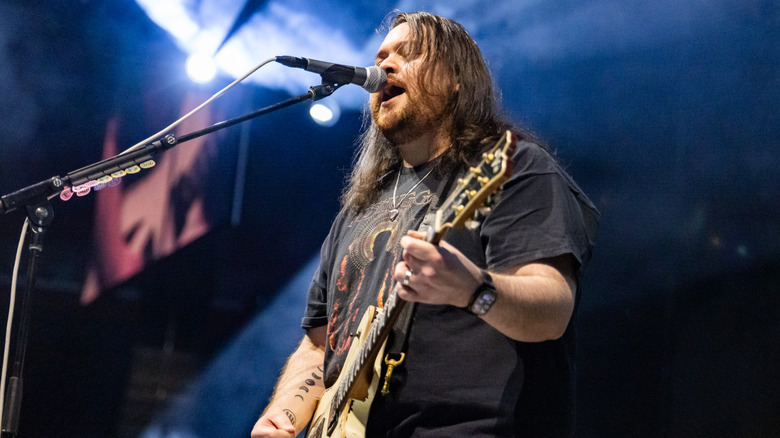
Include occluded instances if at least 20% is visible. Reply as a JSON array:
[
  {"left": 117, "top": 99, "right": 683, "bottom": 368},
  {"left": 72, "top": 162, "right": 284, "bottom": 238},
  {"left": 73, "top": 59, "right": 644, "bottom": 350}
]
[
  {"left": 120, "top": 57, "right": 277, "bottom": 156},
  {"left": 0, "top": 217, "right": 29, "bottom": 430}
]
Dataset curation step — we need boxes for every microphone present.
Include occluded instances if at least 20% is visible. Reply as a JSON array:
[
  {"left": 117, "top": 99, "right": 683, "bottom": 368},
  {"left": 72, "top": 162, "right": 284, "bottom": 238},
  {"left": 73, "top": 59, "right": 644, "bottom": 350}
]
[{"left": 275, "top": 56, "right": 387, "bottom": 93}]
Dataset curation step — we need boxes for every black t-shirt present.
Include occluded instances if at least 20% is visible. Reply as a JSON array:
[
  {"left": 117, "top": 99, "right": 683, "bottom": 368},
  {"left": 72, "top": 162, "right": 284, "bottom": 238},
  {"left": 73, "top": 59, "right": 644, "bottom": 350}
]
[{"left": 302, "top": 140, "right": 599, "bottom": 437}]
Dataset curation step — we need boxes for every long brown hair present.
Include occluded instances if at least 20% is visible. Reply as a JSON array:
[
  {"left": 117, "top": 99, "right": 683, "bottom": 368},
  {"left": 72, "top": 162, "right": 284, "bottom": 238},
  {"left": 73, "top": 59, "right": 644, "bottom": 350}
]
[{"left": 341, "top": 11, "right": 518, "bottom": 213}]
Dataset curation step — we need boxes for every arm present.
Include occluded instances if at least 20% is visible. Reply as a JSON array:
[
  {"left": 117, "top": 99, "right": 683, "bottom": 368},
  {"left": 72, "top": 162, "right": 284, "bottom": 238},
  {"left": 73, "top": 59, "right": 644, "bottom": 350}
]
[
  {"left": 394, "top": 231, "right": 577, "bottom": 342},
  {"left": 251, "top": 325, "right": 327, "bottom": 438}
]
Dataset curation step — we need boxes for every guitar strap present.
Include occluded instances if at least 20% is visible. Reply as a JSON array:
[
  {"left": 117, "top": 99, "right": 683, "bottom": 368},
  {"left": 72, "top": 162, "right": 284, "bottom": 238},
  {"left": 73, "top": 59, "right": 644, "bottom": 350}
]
[{"left": 383, "top": 169, "right": 460, "bottom": 393}]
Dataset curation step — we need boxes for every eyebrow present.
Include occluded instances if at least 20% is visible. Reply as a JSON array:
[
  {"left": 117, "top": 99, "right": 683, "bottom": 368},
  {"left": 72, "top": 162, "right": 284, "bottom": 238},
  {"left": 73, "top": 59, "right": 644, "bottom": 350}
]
[{"left": 374, "top": 40, "right": 412, "bottom": 65}]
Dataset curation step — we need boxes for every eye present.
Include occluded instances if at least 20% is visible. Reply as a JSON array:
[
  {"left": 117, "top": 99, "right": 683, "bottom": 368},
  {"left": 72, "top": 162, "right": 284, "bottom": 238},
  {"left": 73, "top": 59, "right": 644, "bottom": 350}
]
[{"left": 396, "top": 42, "right": 411, "bottom": 59}]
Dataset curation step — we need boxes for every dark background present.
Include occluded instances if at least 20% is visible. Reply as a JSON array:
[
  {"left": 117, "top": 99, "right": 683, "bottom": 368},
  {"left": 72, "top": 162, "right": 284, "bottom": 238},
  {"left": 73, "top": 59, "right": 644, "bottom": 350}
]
[{"left": 0, "top": 0, "right": 778, "bottom": 436}]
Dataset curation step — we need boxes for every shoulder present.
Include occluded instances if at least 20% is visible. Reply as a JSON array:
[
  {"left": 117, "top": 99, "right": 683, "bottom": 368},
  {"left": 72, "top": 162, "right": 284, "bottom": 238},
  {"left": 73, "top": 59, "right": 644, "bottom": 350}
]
[
  {"left": 320, "top": 208, "right": 355, "bottom": 251},
  {"left": 512, "top": 139, "right": 561, "bottom": 176}
]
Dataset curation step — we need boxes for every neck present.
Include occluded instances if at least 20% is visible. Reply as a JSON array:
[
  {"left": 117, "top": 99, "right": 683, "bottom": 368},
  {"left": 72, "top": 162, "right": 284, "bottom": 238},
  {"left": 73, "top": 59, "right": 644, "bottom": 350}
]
[{"left": 397, "top": 128, "right": 450, "bottom": 168}]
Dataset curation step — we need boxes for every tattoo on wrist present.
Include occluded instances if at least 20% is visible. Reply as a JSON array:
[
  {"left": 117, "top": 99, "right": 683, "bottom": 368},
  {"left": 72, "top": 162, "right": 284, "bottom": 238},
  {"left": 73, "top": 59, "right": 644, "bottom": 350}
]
[{"left": 283, "top": 408, "right": 296, "bottom": 425}]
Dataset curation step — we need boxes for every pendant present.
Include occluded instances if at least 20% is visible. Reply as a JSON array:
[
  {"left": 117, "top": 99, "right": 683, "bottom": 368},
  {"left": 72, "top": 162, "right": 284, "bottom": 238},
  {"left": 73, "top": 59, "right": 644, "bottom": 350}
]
[{"left": 389, "top": 209, "right": 399, "bottom": 221}]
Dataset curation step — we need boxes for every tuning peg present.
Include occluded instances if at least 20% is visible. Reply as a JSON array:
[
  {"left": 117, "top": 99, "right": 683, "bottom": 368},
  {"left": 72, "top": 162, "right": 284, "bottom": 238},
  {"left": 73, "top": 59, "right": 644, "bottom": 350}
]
[{"left": 478, "top": 206, "right": 492, "bottom": 216}]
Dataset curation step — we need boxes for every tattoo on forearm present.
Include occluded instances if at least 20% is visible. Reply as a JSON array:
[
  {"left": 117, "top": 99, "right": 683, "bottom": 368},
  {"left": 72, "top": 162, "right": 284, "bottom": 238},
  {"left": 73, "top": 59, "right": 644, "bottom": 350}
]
[
  {"left": 283, "top": 408, "right": 296, "bottom": 426},
  {"left": 293, "top": 366, "right": 325, "bottom": 402}
]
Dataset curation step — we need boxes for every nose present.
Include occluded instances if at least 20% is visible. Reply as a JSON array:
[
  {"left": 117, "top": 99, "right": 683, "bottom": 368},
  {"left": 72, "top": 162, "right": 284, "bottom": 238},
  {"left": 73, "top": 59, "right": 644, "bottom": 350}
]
[{"left": 378, "top": 54, "right": 399, "bottom": 75}]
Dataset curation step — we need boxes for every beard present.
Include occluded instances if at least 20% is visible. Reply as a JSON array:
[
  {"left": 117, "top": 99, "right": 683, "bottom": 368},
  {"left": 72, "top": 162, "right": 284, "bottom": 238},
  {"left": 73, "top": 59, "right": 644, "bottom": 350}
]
[{"left": 370, "top": 87, "right": 447, "bottom": 146}]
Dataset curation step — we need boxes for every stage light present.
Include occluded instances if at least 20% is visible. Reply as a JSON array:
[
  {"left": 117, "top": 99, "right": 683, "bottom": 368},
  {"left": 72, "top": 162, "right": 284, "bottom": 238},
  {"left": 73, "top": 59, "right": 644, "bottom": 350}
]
[
  {"left": 186, "top": 53, "right": 217, "bottom": 84},
  {"left": 309, "top": 101, "right": 340, "bottom": 127},
  {"left": 135, "top": 0, "right": 372, "bottom": 110}
]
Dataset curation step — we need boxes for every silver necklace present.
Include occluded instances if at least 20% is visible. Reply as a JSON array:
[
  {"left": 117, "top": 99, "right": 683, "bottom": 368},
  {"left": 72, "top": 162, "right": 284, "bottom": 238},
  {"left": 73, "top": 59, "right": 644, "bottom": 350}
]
[{"left": 389, "top": 166, "right": 434, "bottom": 221}]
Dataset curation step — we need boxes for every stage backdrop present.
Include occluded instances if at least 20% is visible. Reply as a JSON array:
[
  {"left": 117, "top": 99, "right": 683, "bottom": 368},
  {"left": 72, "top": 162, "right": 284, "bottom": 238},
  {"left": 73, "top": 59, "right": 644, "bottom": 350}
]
[{"left": 81, "top": 86, "right": 244, "bottom": 303}]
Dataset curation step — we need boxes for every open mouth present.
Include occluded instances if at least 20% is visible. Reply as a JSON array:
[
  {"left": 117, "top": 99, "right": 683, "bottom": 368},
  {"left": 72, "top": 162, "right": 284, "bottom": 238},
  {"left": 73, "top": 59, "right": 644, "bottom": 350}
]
[{"left": 380, "top": 85, "right": 406, "bottom": 103}]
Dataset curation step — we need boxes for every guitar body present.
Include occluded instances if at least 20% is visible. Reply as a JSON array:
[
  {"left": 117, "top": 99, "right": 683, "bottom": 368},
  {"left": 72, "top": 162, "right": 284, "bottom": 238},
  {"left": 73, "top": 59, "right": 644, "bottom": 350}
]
[{"left": 306, "top": 306, "right": 386, "bottom": 438}]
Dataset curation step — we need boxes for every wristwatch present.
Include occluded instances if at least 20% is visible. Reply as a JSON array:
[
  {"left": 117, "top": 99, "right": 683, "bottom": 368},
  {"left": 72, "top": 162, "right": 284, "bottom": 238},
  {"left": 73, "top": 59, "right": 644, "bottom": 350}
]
[{"left": 467, "top": 270, "right": 497, "bottom": 315}]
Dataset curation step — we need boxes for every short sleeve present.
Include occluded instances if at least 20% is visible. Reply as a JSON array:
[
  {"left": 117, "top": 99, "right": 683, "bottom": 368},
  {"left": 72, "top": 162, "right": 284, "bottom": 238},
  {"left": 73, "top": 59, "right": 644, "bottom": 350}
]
[
  {"left": 301, "top": 255, "right": 329, "bottom": 329},
  {"left": 300, "top": 212, "right": 348, "bottom": 330},
  {"left": 481, "top": 141, "right": 600, "bottom": 272}
]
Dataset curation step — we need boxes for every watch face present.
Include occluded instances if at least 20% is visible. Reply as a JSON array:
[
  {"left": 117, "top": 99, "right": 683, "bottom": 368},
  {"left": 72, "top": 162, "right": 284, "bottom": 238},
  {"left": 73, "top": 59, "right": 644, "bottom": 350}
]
[
  {"left": 469, "top": 271, "right": 497, "bottom": 315},
  {"left": 471, "top": 290, "right": 496, "bottom": 315}
]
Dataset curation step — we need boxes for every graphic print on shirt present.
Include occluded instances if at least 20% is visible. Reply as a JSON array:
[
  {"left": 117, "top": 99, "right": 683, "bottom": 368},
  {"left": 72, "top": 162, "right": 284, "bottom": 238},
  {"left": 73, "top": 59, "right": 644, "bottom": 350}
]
[{"left": 327, "top": 187, "right": 435, "bottom": 377}]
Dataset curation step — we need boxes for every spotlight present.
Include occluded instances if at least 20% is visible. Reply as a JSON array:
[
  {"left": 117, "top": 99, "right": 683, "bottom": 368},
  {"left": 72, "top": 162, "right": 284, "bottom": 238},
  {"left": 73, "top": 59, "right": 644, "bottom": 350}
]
[
  {"left": 186, "top": 53, "right": 217, "bottom": 84},
  {"left": 309, "top": 101, "right": 340, "bottom": 127}
]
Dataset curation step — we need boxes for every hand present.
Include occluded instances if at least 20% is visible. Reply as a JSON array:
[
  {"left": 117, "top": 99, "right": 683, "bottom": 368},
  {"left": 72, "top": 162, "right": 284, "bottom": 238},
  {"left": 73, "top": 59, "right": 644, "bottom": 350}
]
[
  {"left": 394, "top": 230, "right": 482, "bottom": 308},
  {"left": 250, "top": 407, "right": 297, "bottom": 438}
]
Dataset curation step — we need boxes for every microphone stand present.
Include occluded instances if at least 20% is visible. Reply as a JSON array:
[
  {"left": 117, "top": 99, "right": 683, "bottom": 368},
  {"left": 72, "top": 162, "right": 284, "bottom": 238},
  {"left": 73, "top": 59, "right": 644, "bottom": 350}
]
[{"left": 0, "top": 82, "right": 340, "bottom": 437}]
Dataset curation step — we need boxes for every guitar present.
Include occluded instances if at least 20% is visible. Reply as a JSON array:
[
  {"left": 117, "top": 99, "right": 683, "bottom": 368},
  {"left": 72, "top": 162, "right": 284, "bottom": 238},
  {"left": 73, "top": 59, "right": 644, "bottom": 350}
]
[{"left": 306, "top": 130, "right": 517, "bottom": 438}]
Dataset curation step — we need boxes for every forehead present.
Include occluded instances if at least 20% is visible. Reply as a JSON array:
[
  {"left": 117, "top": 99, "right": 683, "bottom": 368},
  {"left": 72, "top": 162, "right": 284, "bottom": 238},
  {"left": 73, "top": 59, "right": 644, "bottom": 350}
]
[{"left": 378, "top": 22, "right": 411, "bottom": 52}]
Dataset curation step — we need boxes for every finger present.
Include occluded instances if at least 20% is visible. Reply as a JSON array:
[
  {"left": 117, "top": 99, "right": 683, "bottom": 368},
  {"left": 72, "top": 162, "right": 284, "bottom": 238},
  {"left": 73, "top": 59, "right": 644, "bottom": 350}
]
[
  {"left": 401, "top": 235, "right": 436, "bottom": 260},
  {"left": 252, "top": 415, "right": 295, "bottom": 438},
  {"left": 267, "top": 410, "right": 296, "bottom": 434},
  {"left": 395, "top": 274, "right": 420, "bottom": 301},
  {"left": 394, "top": 262, "right": 410, "bottom": 284},
  {"left": 406, "top": 229, "right": 426, "bottom": 240},
  {"left": 402, "top": 247, "right": 423, "bottom": 268},
  {"left": 396, "top": 285, "right": 419, "bottom": 302},
  {"left": 403, "top": 243, "right": 446, "bottom": 278},
  {"left": 403, "top": 268, "right": 413, "bottom": 287}
]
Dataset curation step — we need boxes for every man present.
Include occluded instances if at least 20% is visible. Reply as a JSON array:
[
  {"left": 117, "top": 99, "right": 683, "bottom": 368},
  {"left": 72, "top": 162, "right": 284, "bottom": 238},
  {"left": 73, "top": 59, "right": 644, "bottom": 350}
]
[{"left": 252, "top": 11, "right": 599, "bottom": 438}]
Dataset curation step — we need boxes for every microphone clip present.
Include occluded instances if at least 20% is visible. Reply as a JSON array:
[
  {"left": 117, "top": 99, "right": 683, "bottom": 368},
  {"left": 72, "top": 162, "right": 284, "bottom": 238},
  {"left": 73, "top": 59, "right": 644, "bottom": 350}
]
[{"left": 309, "top": 83, "right": 339, "bottom": 101}]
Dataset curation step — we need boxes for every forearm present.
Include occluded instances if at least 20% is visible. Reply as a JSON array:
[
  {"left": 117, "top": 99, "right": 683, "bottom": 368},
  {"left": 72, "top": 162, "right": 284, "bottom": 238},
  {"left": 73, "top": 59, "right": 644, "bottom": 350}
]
[
  {"left": 479, "top": 259, "right": 576, "bottom": 342},
  {"left": 254, "top": 327, "right": 327, "bottom": 436},
  {"left": 396, "top": 232, "right": 578, "bottom": 343},
  {"left": 268, "top": 347, "right": 325, "bottom": 431}
]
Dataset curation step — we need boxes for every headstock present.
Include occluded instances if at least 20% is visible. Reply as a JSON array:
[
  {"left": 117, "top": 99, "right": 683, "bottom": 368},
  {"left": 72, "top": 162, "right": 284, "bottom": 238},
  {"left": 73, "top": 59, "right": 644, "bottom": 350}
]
[{"left": 430, "top": 130, "right": 516, "bottom": 245}]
